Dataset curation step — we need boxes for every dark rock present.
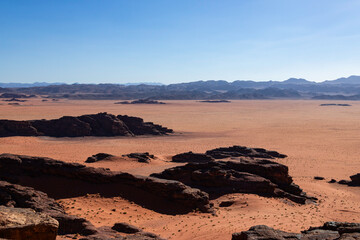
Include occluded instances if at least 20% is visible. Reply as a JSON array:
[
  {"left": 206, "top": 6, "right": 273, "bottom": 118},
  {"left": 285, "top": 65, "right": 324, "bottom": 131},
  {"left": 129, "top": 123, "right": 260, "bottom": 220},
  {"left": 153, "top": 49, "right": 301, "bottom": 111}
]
[
  {"left": 328, "top": 179, "right": 337, "bottom": 183},
  {"left": 0, "top": 153, "right": 212, "bottom": 214},
  {"left": 338, "top": 180, "right": 351, "bottom": 185},
  {"left": 0, "top": 180, "right": 98, "bottom": 236},
  {"left": 0, "top": 206, "right": 59, "bottom": 240},
  {"left": 320, "top": 103, "right": 352, "bottom": 106},
  {"left": 206, "top": 145, "right": 287, "bottom": 159},
  {"left": 172, "top": 152, "right": 214, "bottom": 163},
  {"left": 199, "top": 100, "right": 231, "bottom": 103},
  {"left": 350, "top": 173, "right": 360, "bottom": 186},
  {"left": 8, "top": 103, "right": 20, "bottom": 106},
  {"left": 86, "top": 153, "right": 115, "bottom": 163},
  {"left": 232, "top": 222, "right": 360, "bottom": 240},
  {"left": 123, "top": 152, "right": 154, "bottom": 163},
  {"left": 111, "top": 222, "right": 141, "bottom": 234},
  {"left": 0, "top": 112, "right": 173, "bottom": 137},
  {"left": 314, "top": 176, "right": 325, "bottom": 180},
  {"left": 151, "top": 158, "right": 314, "bottom": 204},
  {"left": 3, "top": 98, "right": 27, "bottom": 102},
  {"left": 219, "top": 200, "right": 235, "bottom": 207},
  {"left": 115, "top": 99, "right": 166, "bottom": 104},
  {"left": 118, "top": 115, "right": 173, "bottom": 135},
  {"left": 0, "top": 93, "right": 36, "bottom": 98}
]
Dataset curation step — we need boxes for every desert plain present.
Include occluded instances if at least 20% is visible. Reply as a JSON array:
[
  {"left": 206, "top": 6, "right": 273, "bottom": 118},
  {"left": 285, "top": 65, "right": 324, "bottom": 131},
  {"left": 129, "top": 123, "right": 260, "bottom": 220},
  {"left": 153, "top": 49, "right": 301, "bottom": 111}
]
[{"left": 0, "top": 99, "right": 359, "bottom": 240}]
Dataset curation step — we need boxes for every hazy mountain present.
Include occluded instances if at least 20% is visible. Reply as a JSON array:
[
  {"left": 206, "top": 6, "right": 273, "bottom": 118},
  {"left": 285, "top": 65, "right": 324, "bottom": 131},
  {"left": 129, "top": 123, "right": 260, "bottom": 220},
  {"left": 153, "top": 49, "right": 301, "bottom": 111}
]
[
  {"left": 0, "top": 82, "right": 65, "bottom": 88},
  {"left": 324, "top": 75, "right": 360, "bottom": 84},
  {"left": 282, "top": 78, "right": 313, "bottom": 84}
]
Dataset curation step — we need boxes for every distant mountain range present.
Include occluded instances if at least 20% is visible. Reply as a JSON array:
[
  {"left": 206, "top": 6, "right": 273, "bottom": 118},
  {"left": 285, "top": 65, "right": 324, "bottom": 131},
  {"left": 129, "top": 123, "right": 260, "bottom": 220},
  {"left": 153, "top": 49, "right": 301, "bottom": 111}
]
[{"left": 1, "top": 76, "right": 360, "bottom": 100}]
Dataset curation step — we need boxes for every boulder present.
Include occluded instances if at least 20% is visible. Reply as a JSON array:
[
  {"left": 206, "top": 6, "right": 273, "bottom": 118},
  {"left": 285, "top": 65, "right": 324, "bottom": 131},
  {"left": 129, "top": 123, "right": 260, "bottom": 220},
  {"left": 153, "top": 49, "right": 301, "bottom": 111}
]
[
  {"left": 172, "top": 152, "right": 214, "bottom": 163},
  {"left": 0, "top": 206, "right": 58, "bottom": 240},
  {"left": 338, "top": 173, "right": 360, "bottom": 186},
  {"left": 0, "top": 112, "right": 173, "bottom": 137}
]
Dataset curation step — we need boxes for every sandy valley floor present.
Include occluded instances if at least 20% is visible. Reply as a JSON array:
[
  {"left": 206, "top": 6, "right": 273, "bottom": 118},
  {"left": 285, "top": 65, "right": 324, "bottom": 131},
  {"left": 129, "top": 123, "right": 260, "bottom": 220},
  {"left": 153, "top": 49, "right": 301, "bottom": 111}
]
[{"left": 1, "top": 99, "right": 360, "bottom": 239}]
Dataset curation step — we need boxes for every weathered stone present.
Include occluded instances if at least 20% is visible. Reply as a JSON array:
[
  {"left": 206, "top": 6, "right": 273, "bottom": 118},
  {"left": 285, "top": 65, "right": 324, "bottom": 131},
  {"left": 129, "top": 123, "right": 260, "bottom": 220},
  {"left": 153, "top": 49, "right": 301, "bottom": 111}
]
[
  {"left": 123, "top": 152, "right": 155, "bottom": 163},
  {"left": 0, "top": 112, "right": 173, "bottom": 137},
  {"left": 233, "top": 222, "right": 360, "bottom": 240},
  {"left": 85, "top": 153, "right": 115, "bottom": 163},
  {"left": 0, "top": 206, "right": 58, "bottom": 240},
  {"left": 0, "top": 154, "right": 212, "bottom": 214},
  {"left": 206, "top": 145, "right": 287, "bottom": 159},
  {"left": 152, "top": 158, "right": 314, "bottom": 204},
  {"left": 172, "top": 152, "right": 214, "bottom": 163}
]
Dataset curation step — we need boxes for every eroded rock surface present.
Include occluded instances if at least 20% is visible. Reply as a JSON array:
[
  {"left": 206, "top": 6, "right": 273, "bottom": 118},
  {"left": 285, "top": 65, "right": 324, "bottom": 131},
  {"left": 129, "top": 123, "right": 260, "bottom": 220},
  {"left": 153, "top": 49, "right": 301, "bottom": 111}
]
[
  {"left": 152, "top": 157, "right": 314, "bottom": 204},
  {"left": 0, "top": 153, "right": 212, "bottom": 214},
  {"left": 339, "top": 173, "right": 360, "bottom": 186},
  {"left": 172, "top": 152, "right": 214, "bottom": 163},
  {"left": 0, "top": 112, "right": 173, "bottom": 137},
  {"left": 232, "top": 222, "right": 360, "bottom": 240},
  {"left": 206, "top": 145, "right": 287, "bottom": 159},
  {"left": 0, "top": 206, "right": 58, "bottom": 240},
  {"left": 85, "top": 153, "right": 115, "bottom": 163},
  {"left": 123, "top": 152, "right": 155, "bottom": 163}
]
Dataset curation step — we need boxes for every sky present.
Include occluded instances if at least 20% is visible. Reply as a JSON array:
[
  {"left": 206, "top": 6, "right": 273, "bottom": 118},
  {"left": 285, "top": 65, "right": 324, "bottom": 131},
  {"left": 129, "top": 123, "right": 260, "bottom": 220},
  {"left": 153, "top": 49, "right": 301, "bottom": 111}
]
[{"left": 1, "top": 0, "right": 360, "bottom": 84}]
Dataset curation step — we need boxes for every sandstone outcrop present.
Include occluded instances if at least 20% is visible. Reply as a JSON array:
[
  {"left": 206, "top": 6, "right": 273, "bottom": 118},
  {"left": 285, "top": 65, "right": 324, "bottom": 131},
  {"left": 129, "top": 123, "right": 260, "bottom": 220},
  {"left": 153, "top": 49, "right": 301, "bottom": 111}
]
[
  {"left": 152, "top": 158, "right": 314, "bottom": 204},
  {"left": 0, "top": 112, "right": 173, "bottom": 137},
  {"left": 85, "top": 153, "right": 115, "bottom": 163},
  {"left": 123, "top": 152, "right": 155, "bottom": 163},
  {"left": 232, "top": 222, "right": 360, "bottom": 240},
  {"left": 0, "top": 153, "right": 212, "bottom": 214},
  {"left": 0, "top": 206, "right": 58, "bottom": 240},
  {"left": 115, "top": 99, "right": 166, "bottom": 104},
  {"left": 0, "top": 181, "right": 166, "bottom": 239},
  {"left": 206, "top": 145, "right": 287, "bottom": 159},
  {"left": 172, "top": 152, "right": 214, "bottom": 163},
  {"left": 338, "top": 173, "right": 360, "bottom": 186}
]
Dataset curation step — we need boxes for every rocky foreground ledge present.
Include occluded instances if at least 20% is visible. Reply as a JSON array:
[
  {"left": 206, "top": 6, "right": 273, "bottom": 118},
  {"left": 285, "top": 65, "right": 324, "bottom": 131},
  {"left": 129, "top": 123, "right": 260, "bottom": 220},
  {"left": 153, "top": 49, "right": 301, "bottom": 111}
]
[
  {"left": 0, "top": 153, "right": 212, "bottom": 214},
  {"left": 232, "top": 222, "right": 360, "bottom": 240},
  {"left": 0, "top": 112, "right": 173, "bottom": 137},
  {"left": 0, "top": 181, "right": 165, "bottom": 239},
  {"left": 153, "top": 146, "right": 314, "bottom": 204}
]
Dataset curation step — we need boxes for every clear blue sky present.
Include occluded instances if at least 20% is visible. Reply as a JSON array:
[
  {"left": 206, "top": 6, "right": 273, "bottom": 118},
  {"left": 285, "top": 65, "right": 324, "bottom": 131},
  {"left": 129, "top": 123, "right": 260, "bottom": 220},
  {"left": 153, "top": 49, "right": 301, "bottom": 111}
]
[{"left": 1, "top": 0, "right": 360, "bottom": 84}]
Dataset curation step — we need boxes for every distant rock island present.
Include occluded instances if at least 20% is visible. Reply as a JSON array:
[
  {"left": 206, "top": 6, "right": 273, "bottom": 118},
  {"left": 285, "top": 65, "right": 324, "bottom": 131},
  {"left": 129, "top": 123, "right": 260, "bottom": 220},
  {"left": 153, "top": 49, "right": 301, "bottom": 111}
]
[
  {"left": 115, "top": 99, "right": 166, "bottom": 104},
  {"left": 320, "top": 103, "right": 352, "bottom": 106},
  {"left": 199, "top": 100, "right": 231, "bottom": 103},
  {"left": 0, "top": 112, "right": 173, "bottom": 137}
]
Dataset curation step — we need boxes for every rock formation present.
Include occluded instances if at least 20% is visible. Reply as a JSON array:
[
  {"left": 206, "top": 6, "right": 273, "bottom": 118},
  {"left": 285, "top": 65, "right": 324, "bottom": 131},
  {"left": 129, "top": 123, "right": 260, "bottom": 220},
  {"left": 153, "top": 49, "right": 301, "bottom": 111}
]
[
  {"left": 0, "top": 112, "right": 173, "bottom": 137},
  {"left": 205, "top": 145, "right": 287, "bottom": 159},
  {"left": 172, "top": 152, "right": 214, "bottom": 163},
  {"left": 115, "top": 99, "right": 166, "bottom": 104},
  {"left": 339, "top": 173, "right": 360, "bottom": 186},
  {"left": 123, "top": 152, "right": 155, "bottom": 163},
  {"left": 0, "top": 181, "right": 165, "bottom": 239},
  {"left": 0, "top": 153, "right": 212, "bottom": 214},
  {"left": 0, "top": 206, "right": 58, "bottom": 240},
  {"left": 232, "top": 222, "right": 360, "bottom": 240},
  {"left": 152, "top": 156, "right": 314, "bottom": 204},
  {"left": 85, "top": 153, "right": 115, "bottom": 163}
]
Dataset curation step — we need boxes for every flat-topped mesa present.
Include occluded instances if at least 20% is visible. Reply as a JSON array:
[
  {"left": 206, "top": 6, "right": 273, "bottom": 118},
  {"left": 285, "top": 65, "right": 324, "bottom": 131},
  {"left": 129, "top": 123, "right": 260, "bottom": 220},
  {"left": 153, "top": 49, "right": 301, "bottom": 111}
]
[
  {"left": 152, "top": 149, "right": 314, "bottom": 204},
  {"left": 206, "top": 145, "right": 287, "bottom": 159},
  {"left": 0, "top": 153, "right": 212, "bottom": 214},
  {"left": 0, "top": 112, "right": 173, "bottom": 137},
  {"left": 232, "top": 222, "right": 360, "bottom": 240}
]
